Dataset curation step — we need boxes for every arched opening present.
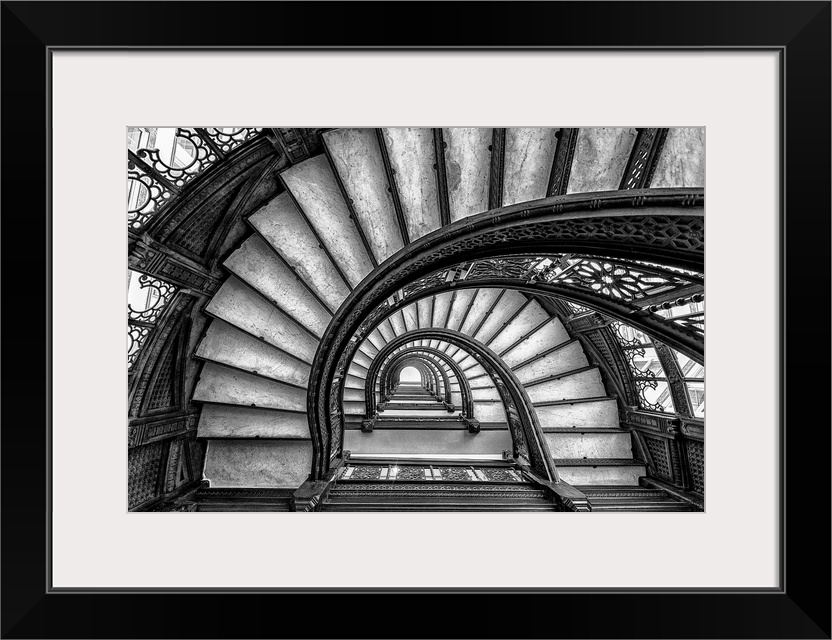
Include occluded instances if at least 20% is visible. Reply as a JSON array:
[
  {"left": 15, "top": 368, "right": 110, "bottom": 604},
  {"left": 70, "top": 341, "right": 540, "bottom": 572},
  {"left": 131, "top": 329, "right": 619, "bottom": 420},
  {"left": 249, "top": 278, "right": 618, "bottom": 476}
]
[{"left": 398, "top": 366, "right": 421, "bottom": 384}]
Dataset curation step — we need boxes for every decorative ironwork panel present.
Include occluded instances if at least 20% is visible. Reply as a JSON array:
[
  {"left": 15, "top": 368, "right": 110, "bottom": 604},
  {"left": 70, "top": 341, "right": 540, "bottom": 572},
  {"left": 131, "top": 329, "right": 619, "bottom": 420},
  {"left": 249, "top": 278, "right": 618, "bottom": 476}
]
[
  {"left": 395, "top": 466, "right": 426, "bottom": 481},
  {"left": 644, "top": 436, "right": 672, "bottom": 479},
  {"left": 350, "top": 466, "right": 383, "bottom": 480},
  {"left": 136, "top": 128, "right": 219, "bottom": 188},
  {"left": 128, "top": 441, "right": 164, "bottom": 509},
  {"left": 482, "top": 468, "right": 521, "bottom": 482},
  {"left": 402, "top": 270, "right": 450, "bottom": 299},
  {"left": 128, "top": 273, "right": 177, "bottom": 324},
  {"left": 128, "top": 324, "right": 150, "bottom": 371},
  {"left": 531, "top": 255, "right": 700, "bottom": 303},
  {"left": 202, "top": 127, "right": 263, "bottom": 154},
  {"left": 127, "top": 272, "right": 178, "bottom": 372},
  {"left": 438, "top": 467, "right": 474, "bottom": 481},
  {"left": 465, "top": 257, "right": 542, "bottom": 282},
  {"left": 687, "top": 440, "right": 705, "bottom": 493},
  {"left": 127, "top": 162, "right": 173, "bottom": 230}
]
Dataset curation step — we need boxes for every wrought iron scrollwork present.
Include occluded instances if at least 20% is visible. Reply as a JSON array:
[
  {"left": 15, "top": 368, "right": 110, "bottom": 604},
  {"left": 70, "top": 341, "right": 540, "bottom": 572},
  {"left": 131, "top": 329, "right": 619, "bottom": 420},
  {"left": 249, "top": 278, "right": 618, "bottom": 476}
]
[
  {"left": 128, "top": 274, "right": 177, "bottom": 324},
  {"left": 202, "top": 127, "right": 263, "bottom": 154},
  {"left": 128, "top": 324, "right": 151, "bottom": 370},
  {"left": 127, "top": 272, "right": 177, "bottom": 371},
  {"left": 137, "top": 128, "right": 218, "bottom": 188},
  {"left": 127, "top": 161, "right": 173, "bottom": 230},
  {"left": 465, "top": 257, "right": 541, "bottom": 281}
]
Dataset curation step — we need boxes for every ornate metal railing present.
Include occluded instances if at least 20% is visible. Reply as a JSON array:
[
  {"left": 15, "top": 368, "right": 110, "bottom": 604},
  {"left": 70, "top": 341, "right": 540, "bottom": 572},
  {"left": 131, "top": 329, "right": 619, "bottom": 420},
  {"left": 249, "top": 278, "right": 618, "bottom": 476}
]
[{"left": 307, "top": 188, "right": 704, "bottom": 478}]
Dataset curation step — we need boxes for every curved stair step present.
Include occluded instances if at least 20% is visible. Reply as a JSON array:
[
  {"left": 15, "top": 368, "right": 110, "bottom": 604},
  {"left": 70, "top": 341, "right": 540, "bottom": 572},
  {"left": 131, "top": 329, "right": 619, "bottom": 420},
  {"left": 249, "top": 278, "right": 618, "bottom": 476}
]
[
  {"left": 567, "top": 127, "right": 637, "bottom": 193},
  {"left": 205, "top": 276, "right": 319, "bottom": 364},
  {"left": 486, "top": 298, "right": 550, "bottom": 354},
  {"left": 193, "top": 362, "right": 307, "bottom": 411},
  {"left": 524, "top": 367, "right": 606, "bottom": 402},
  {"left": 472, "top": 290, "right": 527, "bottom": 344},
  {"left": 224, "top": 234, "right": 331, "bottom": 337},
  {"left": 248, "top": 192, "right": 350, "bottom": 312},
  {"left": 281, "top": 154, "right": 375, "bottom": 287},
  {"left": 502, "top": 127, "right": 559, "bottom": 206},
  {"left": 323, "top": 128, "right": 404, "bottom": 263},
  {"left": 512, "top": 340, "right": 588, "bottom": 383},
  {"left": 203, "top": 439, "right": 312, "bottom": 488},
  {"left": 500, "top": 317, "right": 571, "bottom": 366},
  {"left": 443, "top": 127, "right": 493, "bottom": 221},
  {"left": 544, "top": 431, "right": 633, "bottom": 459},
  {"left": 197, "top": 404, "right": 310, "bottom": 439},
  {"left": 445, "top": 289, "right": 477, "bottom": 331},
  {"left": 534, "top": 397, "right": 619, "bottom": 429},
  {"left": 379, "top": 128, "right": 442, "bottom": 241},
  {"left": 195, "top": 320, "right": 311, "bottom": 387},
  {"left": 459, "top": 288, "right": 502, "bottom": 336}
]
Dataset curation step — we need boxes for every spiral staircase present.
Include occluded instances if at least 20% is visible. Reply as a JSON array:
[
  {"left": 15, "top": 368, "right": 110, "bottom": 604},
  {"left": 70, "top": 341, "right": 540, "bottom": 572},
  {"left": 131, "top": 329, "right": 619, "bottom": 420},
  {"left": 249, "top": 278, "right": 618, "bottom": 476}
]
[{"left": 183, "top": 127, "right": 704, "bottom": 511}]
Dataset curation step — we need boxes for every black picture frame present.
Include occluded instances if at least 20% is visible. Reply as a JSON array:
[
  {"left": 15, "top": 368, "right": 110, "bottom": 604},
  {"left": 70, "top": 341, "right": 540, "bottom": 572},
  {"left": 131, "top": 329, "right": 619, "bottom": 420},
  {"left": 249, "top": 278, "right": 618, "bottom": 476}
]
[{"left": 2, "top": 1, "right": 829, "bottom": 638}]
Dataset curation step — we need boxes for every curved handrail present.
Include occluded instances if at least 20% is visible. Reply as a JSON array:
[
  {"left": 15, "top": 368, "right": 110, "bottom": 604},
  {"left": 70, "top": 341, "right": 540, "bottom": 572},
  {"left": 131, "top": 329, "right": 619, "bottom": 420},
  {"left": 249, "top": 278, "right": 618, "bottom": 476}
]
[{"left": 308, "top": 188, "right": 704, "bottom": 477}]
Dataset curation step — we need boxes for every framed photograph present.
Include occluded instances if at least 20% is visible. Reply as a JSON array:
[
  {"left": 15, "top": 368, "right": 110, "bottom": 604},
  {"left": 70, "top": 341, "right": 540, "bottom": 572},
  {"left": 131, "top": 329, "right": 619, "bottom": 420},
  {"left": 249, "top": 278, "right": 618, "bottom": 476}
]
[{"left": 3, "top": 1, "right": 829, "bottom": 638}]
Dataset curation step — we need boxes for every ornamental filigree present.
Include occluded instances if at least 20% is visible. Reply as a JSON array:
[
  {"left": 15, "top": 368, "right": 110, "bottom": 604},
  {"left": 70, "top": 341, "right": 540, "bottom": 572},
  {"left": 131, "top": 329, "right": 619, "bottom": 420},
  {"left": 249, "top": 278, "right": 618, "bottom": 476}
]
[
  {"left": 202, "top": 127, "right": 263, "bottom": 154},
  {"left": 127, "top": 164, "right": 173, "bottom": 230},
  {"left": 465, "top": 257, "right": 542, "bottom": 281},
  {"left": 137, "top": 128, "right": 218, "bottom": 188},
  {"left": 128, "top": 274, "right": 177, "bottom": 324},
  {"left": 128, "top": 324, "right": 150, "bottom": 370},
  {"left": 533, "top": 256, "right": 699, "bottom": 303},
  {"left": 401, "top": 270, "right": 449, "bottom": 298},
  {"left": 634, "top": 378, "right": 667, "bottom": 413}
]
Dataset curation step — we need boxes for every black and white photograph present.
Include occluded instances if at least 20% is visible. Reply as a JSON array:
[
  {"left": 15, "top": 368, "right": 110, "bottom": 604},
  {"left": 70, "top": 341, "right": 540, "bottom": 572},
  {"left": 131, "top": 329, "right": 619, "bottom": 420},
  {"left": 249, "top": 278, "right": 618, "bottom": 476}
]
[{"left": 127, "top": 127, "right": 705, "bottom": 512}]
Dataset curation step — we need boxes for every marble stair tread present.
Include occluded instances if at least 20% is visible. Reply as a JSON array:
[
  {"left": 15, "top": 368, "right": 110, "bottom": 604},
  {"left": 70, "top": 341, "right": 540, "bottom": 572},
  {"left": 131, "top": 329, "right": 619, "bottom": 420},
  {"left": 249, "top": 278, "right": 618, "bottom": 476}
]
[
  {"left": 223, "top": 233, "right": 331, "bottom": 337},
  {"left": 247, "top": 192, "right": 351, "bottom": 312}
]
